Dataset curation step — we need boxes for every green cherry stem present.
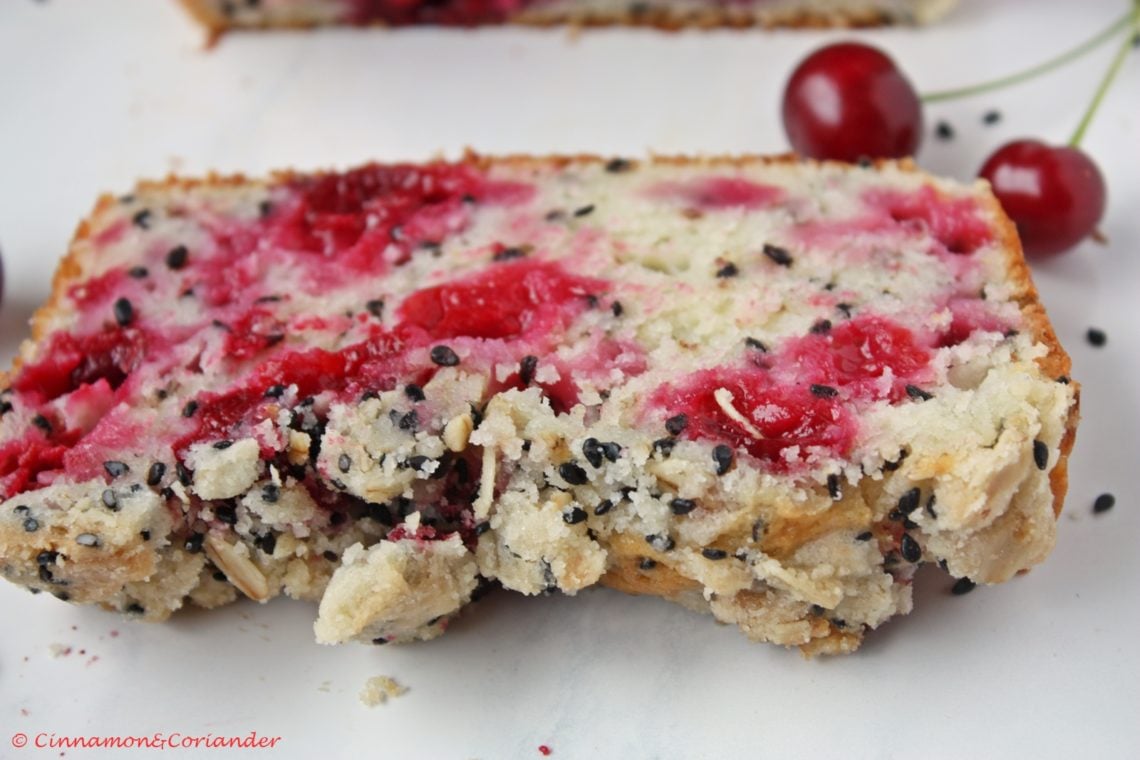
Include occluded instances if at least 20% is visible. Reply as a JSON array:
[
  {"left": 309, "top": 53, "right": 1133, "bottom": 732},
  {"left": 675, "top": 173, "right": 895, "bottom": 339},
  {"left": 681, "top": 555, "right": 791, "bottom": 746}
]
[
  {"left": 1069, "top": 3, "right": 1140, "bottom": 146},
  {"left": 920, "top": 8, "right": 1135, "bottom": 103}
]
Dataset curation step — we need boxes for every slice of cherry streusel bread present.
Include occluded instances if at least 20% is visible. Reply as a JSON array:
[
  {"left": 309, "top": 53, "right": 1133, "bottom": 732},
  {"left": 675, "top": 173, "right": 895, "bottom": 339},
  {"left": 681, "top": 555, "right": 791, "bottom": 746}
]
[
  {"left": 0, "top": 154, "right": 1077, "bottom": 655},
  {"left": 179, "top": 0, "right": 956, "bottom": 33}
]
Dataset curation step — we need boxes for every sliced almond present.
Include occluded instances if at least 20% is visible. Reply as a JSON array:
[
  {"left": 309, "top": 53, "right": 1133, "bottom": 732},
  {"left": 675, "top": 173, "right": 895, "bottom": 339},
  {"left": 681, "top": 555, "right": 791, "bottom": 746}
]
[
  {"left": 714, "top": 388, "right": 765, "bottom": 440},
  {"left": 205, "top": 534, "right": 270, "bottom": 602},
  {"left": 442, "top": 412, "right": 474, "bottom": 453}
]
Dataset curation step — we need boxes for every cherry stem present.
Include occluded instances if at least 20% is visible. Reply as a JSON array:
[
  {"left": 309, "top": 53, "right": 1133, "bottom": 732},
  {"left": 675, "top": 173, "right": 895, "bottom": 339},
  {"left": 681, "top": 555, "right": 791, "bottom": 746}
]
[
  {"left": 1069, "top": 3, "right": 1140, "bottom": 147},
  {"left": 920, "top": 9, "right": 1135, "bottom": 103}
]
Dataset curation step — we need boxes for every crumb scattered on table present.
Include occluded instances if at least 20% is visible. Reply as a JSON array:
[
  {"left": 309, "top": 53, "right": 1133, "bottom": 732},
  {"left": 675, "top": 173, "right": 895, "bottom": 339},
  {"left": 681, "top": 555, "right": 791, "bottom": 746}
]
[{"left": 359, "top": 676, "right": 408, "bottom": 707}]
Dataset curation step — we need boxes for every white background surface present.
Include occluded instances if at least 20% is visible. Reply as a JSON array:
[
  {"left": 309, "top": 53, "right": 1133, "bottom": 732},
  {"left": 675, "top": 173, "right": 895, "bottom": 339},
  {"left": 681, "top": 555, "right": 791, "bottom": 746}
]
[{"left": 1, "top": 1, "right": 1138, "bottom": 757}]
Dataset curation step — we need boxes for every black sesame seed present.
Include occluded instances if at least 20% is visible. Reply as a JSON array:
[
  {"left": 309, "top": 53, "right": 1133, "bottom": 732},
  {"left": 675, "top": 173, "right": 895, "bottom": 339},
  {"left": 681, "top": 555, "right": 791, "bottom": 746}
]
[
  {"left": 905, "top": 385, "right": 934, "bottom": 401},
  {"left": 605, "top": 158, "right": 632, "bottom": 173},
  {"left": 398, "top": 410, "right": 419, "bottom": 431},
  {"left": 185, "top": 534, "right": 204, "bottom": 553},
  {"left": 1093, "top": 493, "right": 1116, "bottom": 514},
  {"left": 322, "top": 550, "right": 338, "bottom": 562},
  {"left": 366, "top": 299, "right": 385, "bottom": 319},
  {"left": 103, "top": 460, "right": 129, "bottom": 478},
  {"left": 13, "top": 504, "right": 29, "bottom": 515},
  {"left": 810, "top": 319, "right": 832, "bottom": 335},
  {"left": 653, "top": 438, "right": 676, "bottom": 457},
  {"left": 212, "top": 439, "right": 233, "bottom": 450},
  {"left": 611, "top": 301, "right": 624, "bottom": 318},
  {"left": 145, "top": 462, "right": 165, "bottom": 487},
  {"left": 670, "top": 498, "right": 697, "bottom": 516},
  {"left": 492, "top": 246, "right": 528, "bottom": 262},
  {"left": 716, "top": 262, "right": 739, "bottom": 278},
  {"left": 883, "top": 449, "right": 908, "bottom": 472},
  {"left": 140, "top": 530, "right": 151, "bottom": 540},
  {"left": 430, "top": 345, "right": 460, "bottom": 366},
  {"left": 176, "top": 462, "right": 192, "bottom": 486},
  {"left": 32, "top": 413, "right": 52, "bottom": 434},
  {"left": 178, "top": 399, "right": 198, "bottom": 418},
  {"left": 896, "top": 488, "right": 921, "bottom": 516},
  {"left": 827, "top": 473, "right": 842, "bottom": 501},
  {"left": 407, "top": 455, "right": 430, "bottom": 472},
  {"left": 702, "top": 548, "right": 727, "bottom": 560},
  {"left": 1056, "top": 375, "right": 1071, "bottom": 385},
  {"left": 1086, "top": 328, "right": 1107, "bottom": 347},
  {"left": 745, "top": 337, "right": 768, "bottom": 352},
  {"left": 982, "top": 109, "right": 1002, "bottom": 125},
  {"left": 951, "top": 577, "right": 976, "bottom": 595},
  {"left": 131, "top": 209, "right": 152, "bottom": 228},
  {"left": 260, "top": 483, "right": 279, "bottom": 503},
  {"left": 23, "top": 517, "right": 40, "bottom": 532},
  {"left": 473, "top": 521, "right": 491, "bottom": 537},
  {"left": 165, "top": 245, "right": 189, "bottom": 270},
  {"left": 215, "top": 504, "right": 237, "bottom": 525},
  {"left": 638, "top": 557, "right": 657, "bottom": 570},
  {"left": 645, "top": 533, "right": 675, "bottom": 552},
  {"left": 264, "top": 384, "right": 286, "bottom": 399},
  {"left": 399, "top": 383, "right": 424, "bottom": 403},
  {"left": 751, "top": 519, "right": 765, "bottom": 542},
  {"left": 559, "top": 462, "right": 589, "bottom": 486},
  {"left": 256, "top": 532, "right": 277, "bottom": 555},
  {"left": 855, "top": 531, "right": 873, "bottom": 542},
  {"left": 900, "top": 533, "right": 922, "bottom": 563},
  {"left": 665, "top": 414, "right": 688, "bottom": 436},
  {"left": 1033, "top": 439, "right": 1049, "bottom": 470},
  {"left": 810, "top": 384, "right": 838, "bottom": 398},
  {"left": 128, "top": 266, "right": 149, "bottom": 279},
  {"left": 925, "top": 494, "right": 938, "bottom": 519},
  {"left": 712, "top": 444, "right": 733, "bottom": 476},
  {"left": 573, "top": 204, "right": 595, "bottom": 217},
  {"left": 582, "top": 438, "right": 604, "bottom": 469},
  {"left": 101, "top": 489, "right": 119, "bottom": 511},
  {"left": 112, "top": 297, "right": 134, "bottom": 327},
  {"left": 519, "top": 355, "right": 538, "bottom": 387},
  {"left": 762, "top": 244, "right": 793, "bottom": 267},
  {"left": 594, "top": 499, "right": 614, "bottom": 516},
  {"left": 935, "top": 120, "right": 955, "bottom": 140},
  {"left": 337, "top": 453, "right": 351, "bottom": 473},
  {"left": 600, "top": 441, "right": 622, "bottom": 462},
  {"left": 563, "top": 507, "right": 588, "bottom": 525}
]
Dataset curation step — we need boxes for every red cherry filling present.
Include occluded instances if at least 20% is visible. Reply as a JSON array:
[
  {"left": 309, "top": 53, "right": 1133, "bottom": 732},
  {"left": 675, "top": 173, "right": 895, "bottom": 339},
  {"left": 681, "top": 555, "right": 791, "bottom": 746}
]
[
  {"left": 11, "top": 328, "right": 147, "bottom": 404},
  {"left": 865, "top": 186, "right": 992, "bottom": 255},
  {"left": 398, "top": 260, "right": 598, "bottom": 342},
  {"left": 979, "top": 139, "right": 1106, "bottom": 258},
  {"left": 781, "top": 315, "right": 932, "bottom": 401},
  {"left": 659, "top": 369, "right": 854, "bottom": 469},
  {"left": 647, "top": 176, "right": 785, "bottom": 211},
  {"left": 271, "top": 162, "right": 490, "bottom": 267},
  {"left": 345, "top": 0, "right": 529, "bottom": 25},
  {"left": 781, "top": 42, "right": 923, "bottom": 162}
]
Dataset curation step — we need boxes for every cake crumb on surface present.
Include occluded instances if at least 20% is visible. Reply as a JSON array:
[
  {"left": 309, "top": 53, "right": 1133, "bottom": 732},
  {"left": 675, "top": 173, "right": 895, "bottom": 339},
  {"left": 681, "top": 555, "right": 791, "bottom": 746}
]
[{"left": 360, "top": 675, "right": 409, "bottom": 707}]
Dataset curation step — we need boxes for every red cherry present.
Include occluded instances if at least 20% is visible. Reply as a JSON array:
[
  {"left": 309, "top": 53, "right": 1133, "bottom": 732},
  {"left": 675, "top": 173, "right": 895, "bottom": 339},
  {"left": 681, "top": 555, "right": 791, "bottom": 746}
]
[
  {"left": 781, "top": 42, "right": 923, "bottom": 162},
  {"left": 979, "top": 139, "right": 1106, "bottom": 257}
]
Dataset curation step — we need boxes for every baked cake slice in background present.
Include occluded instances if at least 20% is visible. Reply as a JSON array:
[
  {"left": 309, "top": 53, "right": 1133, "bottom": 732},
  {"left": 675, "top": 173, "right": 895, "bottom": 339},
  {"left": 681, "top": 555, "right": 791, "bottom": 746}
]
[
  {"left": 179, "top": 0, "right": 957, "bottom": 33},
  {"left": 0, "top": 154, "right": 1077, "bottom": 655}
]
